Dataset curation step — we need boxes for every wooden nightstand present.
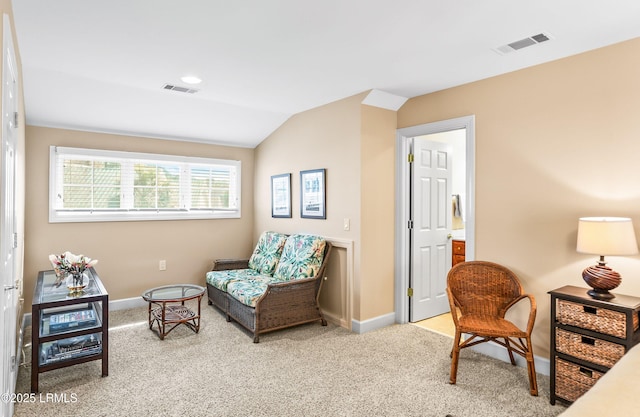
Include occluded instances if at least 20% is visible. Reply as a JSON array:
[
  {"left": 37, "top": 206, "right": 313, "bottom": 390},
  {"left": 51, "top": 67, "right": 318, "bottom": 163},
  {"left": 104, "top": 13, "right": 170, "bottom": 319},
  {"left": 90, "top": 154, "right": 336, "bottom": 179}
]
[{"left": 549, "top": 286, "right": 640, "bottom": 405}]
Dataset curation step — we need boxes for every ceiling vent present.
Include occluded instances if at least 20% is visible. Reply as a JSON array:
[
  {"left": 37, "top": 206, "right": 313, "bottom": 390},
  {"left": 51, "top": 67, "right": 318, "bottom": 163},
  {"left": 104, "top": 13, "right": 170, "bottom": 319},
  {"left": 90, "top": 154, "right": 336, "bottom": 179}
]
[
  {"left": 493, "top": 32, "right": 553, "bottom": 55},
  {"left": 162, "top": 84, "right": 199, "bottom": 94}
]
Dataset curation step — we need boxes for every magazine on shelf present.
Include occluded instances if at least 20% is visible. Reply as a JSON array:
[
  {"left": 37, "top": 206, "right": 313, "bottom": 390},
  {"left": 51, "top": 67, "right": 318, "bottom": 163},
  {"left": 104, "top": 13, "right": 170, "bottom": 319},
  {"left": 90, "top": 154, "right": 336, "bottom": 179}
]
[
  {"left": 41, "top": 334, "right": 102, "bottom": 364},
  {"left": 47, "top": 306, "right": 97, "bottom": 332}
]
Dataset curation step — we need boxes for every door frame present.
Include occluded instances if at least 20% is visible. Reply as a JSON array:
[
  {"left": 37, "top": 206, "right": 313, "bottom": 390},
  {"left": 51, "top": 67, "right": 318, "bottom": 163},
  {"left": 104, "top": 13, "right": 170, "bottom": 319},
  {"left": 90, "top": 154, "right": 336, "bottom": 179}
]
[{"left": 394, "top": 115, "right": 476, "bottom": 324}]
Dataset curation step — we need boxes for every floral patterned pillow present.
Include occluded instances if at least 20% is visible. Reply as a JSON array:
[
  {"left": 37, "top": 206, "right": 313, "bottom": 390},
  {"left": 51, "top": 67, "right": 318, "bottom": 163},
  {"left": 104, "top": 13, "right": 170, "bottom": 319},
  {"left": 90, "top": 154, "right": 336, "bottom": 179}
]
[
  {"left": 273, "top": 234, "right": 326, "bottom": 281},
  {"left": 248, "top": 231, "right": 288, "bottom": 275}
]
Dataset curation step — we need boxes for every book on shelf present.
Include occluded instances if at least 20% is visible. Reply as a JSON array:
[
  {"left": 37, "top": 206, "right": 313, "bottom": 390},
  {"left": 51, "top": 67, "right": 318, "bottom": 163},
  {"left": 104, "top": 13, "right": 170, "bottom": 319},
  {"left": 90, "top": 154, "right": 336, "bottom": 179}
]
[
  {"left": 41, "top": 334, "right": 102, "bottom": 364},
  {"left": 48, "top": 307, "right": 97, "bottom": 332}
]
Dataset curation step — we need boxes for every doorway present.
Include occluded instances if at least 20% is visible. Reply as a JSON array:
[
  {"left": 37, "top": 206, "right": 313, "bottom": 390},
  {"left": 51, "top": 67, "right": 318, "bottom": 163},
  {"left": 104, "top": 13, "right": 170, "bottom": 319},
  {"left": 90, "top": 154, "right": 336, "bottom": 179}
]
[
  {"left": 409, "top": 138, "right": 453, "bottom": 321},
  {"left": 394, "top": 115, "right": 475, "bottom": 324}
]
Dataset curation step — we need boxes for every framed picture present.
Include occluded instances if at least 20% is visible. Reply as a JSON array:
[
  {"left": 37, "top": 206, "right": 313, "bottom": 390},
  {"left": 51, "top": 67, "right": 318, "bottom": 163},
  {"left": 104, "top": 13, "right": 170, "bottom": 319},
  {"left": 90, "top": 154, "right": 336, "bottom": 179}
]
[
  {"left": 300, "top": 168, "right": 326, "bottom": 219},
  {"left": 271, "top": 173, "right": 291, "bottom": 218}
]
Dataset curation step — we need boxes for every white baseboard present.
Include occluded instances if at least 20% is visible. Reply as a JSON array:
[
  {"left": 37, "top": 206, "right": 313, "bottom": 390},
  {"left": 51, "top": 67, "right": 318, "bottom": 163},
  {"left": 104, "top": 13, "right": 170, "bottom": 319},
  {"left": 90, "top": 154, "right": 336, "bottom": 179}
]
[
  {"left": 110, "top": 296, "right": 148, "bottom": 311},
  {"left": 351, "top": 312, "right": 396, "bottom": 334}
]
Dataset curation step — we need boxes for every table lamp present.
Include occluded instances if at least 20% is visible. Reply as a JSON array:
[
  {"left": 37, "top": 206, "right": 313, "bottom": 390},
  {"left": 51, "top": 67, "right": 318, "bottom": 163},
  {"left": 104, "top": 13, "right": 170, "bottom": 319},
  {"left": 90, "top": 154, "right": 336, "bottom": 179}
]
[{"left": 577, "top": 217, "right": 638, "bottom": 300}]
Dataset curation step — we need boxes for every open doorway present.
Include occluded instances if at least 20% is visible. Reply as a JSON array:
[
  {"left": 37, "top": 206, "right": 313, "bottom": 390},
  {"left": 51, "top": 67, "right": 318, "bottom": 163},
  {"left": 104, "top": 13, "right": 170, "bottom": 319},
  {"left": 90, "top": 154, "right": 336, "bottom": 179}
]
[{"left": 394, "top": 115, "right": 475, "bottom": 325}]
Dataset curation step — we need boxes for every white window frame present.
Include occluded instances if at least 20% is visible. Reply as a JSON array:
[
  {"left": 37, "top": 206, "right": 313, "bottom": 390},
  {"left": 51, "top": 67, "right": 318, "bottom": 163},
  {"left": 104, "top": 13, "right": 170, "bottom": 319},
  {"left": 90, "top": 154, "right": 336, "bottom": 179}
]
[{"left": 49, "top": 146, "right": 241, "bottom": 223}]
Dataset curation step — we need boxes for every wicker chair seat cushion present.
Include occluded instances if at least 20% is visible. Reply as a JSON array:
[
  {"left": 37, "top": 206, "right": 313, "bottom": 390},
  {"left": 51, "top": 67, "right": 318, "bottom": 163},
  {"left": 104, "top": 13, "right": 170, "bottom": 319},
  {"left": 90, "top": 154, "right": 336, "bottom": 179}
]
[
  {"left": 206, "top": 268, "right": 264, "bottom": 291},
  {"left": 273, "top": 234, "right": 326, "bottom": 281},
  {"left": 247, "top": 231, "right": 288, "bottom": 275},
  {"left": 227, "top": 278, "right": 275, "bottom": 307},
  {"left": 458, "top": 314, "right": 527, "bottom": 338}
]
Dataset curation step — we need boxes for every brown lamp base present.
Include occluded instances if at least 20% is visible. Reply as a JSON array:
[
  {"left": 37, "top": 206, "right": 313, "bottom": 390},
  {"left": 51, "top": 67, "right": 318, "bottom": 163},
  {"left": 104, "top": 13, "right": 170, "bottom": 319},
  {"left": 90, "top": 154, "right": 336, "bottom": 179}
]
[
  {"left": 586, "top": 288, "right": 615, "bottom": 300},
  {"left": 582, "top": 260, "right": 621, "bottom": 301}
]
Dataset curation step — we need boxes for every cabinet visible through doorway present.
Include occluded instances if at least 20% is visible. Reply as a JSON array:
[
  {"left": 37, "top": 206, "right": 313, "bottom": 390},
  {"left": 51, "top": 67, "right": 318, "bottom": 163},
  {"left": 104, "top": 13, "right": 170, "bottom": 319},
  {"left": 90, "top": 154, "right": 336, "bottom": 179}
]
[{"left": 452, "top": 240, "right": 465, "bottom": 266}]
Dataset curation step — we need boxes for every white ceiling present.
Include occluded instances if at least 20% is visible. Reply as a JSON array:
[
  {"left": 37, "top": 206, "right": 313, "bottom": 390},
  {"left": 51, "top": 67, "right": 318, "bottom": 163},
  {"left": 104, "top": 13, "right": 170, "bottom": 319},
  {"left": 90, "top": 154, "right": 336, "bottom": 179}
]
[{"left": 12, "top": 1, "right": 640, "bottom": 148}]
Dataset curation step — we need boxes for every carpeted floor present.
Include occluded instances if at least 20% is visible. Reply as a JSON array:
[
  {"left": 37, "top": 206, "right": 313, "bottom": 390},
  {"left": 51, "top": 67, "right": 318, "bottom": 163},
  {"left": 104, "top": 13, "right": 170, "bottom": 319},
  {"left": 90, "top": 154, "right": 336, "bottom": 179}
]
[{"left": 14, "top": 303, "right": 567, "bottom": 417}]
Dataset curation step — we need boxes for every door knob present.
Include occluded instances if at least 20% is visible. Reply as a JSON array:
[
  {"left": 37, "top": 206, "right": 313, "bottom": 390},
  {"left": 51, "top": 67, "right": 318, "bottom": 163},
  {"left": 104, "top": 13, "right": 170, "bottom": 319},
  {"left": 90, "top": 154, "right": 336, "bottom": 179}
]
[{"left": 447, "top": 233, "right": 452, "bottom": 239}]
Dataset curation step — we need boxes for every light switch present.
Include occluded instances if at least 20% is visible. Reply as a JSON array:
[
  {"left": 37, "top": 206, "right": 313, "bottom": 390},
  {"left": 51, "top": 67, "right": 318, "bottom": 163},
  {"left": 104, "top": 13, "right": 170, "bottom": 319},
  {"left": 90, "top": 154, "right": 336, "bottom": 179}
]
[{"left": 343, "top": 218, "right": 350, "bottom": 231}]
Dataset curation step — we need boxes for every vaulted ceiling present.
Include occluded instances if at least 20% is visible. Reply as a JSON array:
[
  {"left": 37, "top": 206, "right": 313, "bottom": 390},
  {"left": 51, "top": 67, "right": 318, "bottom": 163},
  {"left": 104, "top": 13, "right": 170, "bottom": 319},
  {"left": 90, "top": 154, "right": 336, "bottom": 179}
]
[{"left": 12, "top": 1, "right": 640, "bottom": 147}]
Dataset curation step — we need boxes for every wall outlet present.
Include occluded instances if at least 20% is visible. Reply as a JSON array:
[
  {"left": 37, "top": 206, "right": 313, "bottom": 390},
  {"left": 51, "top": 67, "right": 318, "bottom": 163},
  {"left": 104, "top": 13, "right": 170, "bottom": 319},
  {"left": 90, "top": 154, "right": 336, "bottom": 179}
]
[{"left": 159, "top": 260, "right": 166, "bottom": 271}]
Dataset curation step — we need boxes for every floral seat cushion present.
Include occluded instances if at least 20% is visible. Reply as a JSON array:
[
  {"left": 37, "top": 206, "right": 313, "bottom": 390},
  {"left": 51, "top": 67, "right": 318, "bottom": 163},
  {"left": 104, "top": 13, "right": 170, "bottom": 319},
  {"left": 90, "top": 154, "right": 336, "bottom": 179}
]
[
  {"left": 226, "top": 279, "right": 271, "bottom": 308},
  {"left": 273, "top": 234, "right": 327, "bottom": 281},
  {"left": 226, "top": 235, "right": 327, "bottom": 307},
  {"left": 247, "top": 231, "right": 288, "bottom": 275},
  {"left": 206, "top": 268, "right": 263, "bottom": 291}
]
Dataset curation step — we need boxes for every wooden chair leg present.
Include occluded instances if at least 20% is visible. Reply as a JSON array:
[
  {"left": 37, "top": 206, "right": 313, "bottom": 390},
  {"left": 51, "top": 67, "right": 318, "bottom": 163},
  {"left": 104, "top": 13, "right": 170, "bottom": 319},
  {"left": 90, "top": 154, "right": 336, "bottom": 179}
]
[
  {"left": 450, "top": 330, "right": 462, "bottom": 385},
  {"left": 504, "top": 338, "right": 516, "bottom": 366},
  {"left": 525, "top": 336, "right": 538, "bottom": 396}
]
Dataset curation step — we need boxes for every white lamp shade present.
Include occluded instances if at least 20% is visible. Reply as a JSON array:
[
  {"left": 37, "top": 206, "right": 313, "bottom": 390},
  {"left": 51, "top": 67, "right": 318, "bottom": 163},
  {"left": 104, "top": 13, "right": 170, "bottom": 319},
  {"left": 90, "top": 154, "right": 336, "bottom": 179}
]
[{"left": 577, "top": 217, "right": 639, "bottom": 256}]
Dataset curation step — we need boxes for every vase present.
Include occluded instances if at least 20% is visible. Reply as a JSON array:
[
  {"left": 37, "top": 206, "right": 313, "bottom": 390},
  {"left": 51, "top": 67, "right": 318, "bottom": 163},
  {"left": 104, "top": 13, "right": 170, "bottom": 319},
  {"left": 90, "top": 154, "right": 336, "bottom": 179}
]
[
  {"left": 66, "top": 271, "right": 87, "bottom": 293},
  {"left": 72, "top": 272, "right": 84, "bottom": 287}
]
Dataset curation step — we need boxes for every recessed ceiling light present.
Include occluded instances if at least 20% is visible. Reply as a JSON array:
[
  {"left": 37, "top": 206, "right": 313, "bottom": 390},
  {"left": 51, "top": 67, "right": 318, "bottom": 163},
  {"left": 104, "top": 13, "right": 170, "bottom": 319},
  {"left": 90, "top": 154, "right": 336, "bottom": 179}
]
[{"left": 180, "top": 75, "right": 202, "bottom": 85}]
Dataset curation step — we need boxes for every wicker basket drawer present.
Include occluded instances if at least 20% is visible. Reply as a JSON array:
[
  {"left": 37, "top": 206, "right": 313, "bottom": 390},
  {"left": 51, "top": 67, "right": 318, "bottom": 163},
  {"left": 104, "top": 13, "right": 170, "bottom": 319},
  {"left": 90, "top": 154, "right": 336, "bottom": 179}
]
[
  {"left": 555, "top": 328, "right": 624, "bottom": 368},
  {"left": 557, "top": 299, "right": 638, "bottom": 338},
  {"left": 555, "top": 358, "right": 604, "bottom": 403}
]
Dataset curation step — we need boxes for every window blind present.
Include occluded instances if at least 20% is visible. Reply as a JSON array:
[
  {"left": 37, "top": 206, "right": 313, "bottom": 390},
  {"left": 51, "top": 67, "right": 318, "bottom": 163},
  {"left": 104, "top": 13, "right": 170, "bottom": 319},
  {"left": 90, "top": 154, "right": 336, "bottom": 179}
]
[{"left": 50, "top": 146, "right": 240, "bottom": 222}]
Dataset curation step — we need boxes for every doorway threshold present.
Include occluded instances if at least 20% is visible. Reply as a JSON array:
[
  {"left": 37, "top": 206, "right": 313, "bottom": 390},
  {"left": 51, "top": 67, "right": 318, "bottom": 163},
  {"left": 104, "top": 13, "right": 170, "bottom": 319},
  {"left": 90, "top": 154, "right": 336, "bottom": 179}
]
[{"left": 412, "top": 313, "right": 455, "bottom": 338}]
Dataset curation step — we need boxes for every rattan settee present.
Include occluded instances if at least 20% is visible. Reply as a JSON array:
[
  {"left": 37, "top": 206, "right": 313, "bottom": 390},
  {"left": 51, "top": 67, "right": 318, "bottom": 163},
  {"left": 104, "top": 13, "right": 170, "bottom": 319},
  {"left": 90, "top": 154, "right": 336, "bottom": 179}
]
[{"left": 205, "top": 232, "right": 332, "bottom": 343}]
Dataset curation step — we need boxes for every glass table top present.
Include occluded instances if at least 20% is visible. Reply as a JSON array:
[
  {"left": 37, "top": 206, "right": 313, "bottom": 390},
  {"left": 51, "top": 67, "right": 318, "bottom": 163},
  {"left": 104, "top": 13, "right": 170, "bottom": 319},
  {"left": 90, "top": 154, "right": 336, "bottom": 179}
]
[
  {"left": 35, "top": 268, "right": 106, "bottom": 305},
  {"left": 142, "top": 284, "right": 205, "bottom": 302}
]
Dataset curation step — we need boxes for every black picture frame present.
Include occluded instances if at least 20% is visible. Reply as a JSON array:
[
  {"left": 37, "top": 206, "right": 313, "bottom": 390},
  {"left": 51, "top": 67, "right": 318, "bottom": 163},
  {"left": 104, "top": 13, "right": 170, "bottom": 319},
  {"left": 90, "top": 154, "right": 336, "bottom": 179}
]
[
  {"left": 271, "top": 173, "right": 292, "bottom": 218},
  {"left": 300, "top": 168, "right": 326, "bottom": 219}
]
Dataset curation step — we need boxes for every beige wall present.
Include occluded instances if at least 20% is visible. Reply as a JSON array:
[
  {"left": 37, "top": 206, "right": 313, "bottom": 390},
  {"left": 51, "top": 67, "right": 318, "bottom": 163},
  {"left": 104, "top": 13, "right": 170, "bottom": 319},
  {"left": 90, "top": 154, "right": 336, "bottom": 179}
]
[
  {"left": 253, "top": 92, "right": 398, "bottom": 325},
  {"left": 360, "top": 104, "right": 396, "bottom": 319},
  {"left": 253, "top": 93, "right": 364, "bottom": 324},
  {"left": 399, "top": 37, "right": 640, "bottom": 357},
  {"left": 24, "top": 126, "right": 255, "bottom": 305}
]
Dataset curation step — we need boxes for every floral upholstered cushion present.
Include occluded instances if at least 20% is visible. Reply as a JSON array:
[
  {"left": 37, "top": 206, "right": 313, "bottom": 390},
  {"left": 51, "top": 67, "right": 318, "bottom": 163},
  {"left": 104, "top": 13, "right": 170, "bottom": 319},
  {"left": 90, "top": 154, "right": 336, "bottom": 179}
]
[
  {"left": 247, "top": 231, "right": 288, "bottom": 275},
  {"left": 206, "top": 268, "right": 263, "bottom": 291},
  {"left": 226, "top": 279, "right": 270, "bottom": 307},
  {"left": 273, "top": 234, "right": 326, "bottom": 281}
]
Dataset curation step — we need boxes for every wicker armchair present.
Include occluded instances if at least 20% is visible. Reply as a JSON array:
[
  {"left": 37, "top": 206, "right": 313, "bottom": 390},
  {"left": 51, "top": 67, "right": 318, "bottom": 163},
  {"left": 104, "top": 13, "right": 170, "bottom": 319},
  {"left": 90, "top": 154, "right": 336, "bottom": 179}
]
[{"left": 446, "top": 260, "right": 538, "bottom": 396}]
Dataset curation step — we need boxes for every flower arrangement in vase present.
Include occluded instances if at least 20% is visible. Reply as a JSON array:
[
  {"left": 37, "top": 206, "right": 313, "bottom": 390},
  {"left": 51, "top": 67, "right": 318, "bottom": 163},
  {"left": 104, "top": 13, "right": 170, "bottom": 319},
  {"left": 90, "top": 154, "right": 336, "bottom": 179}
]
[{"left": 49, "top": 251, "right": 98, "bottom": 291}]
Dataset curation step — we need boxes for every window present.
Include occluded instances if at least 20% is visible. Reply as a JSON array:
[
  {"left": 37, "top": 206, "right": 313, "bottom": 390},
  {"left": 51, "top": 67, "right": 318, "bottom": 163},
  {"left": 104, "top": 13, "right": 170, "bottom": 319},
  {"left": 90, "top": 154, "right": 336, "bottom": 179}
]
[{"left": 49, "top": 146, "right": 241, "bottom": 222}]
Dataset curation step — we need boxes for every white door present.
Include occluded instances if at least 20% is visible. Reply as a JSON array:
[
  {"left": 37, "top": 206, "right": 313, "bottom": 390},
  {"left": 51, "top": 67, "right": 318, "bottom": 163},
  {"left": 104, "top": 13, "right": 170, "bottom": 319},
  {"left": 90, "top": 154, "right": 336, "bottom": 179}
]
[
  {"left": 409, "top": 138, "right": 452, "bottom": 322},
  {"left": 1, "top": 14, "right": 19, "bottom": 417}
]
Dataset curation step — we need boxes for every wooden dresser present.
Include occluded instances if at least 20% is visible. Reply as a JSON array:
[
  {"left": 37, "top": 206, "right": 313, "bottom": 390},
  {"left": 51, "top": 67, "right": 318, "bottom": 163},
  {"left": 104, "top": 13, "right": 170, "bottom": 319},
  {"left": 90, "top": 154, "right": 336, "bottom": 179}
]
[
  {"left": 549, "top": 285, "right": 640, "bottom": 405},
  {"left": 452, "top": 239, "right": 465, "bottom": 266}
]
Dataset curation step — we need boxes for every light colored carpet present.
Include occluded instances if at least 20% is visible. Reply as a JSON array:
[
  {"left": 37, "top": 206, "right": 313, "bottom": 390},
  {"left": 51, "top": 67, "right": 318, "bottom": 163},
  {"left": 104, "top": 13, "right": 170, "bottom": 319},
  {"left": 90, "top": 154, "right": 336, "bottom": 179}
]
[{"left": 15, "top": 303, "right": 566, "bottom": 417}]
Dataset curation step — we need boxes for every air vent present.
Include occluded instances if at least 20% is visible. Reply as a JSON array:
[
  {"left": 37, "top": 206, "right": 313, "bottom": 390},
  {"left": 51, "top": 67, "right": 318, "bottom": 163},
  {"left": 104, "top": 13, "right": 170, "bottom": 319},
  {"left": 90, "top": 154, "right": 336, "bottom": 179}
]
[
  {"left": 493, "top": 32, "right": 553, "bottom": 55},
  {"left": 162, "top": 84, "right": 199, "bottom": 94}
]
